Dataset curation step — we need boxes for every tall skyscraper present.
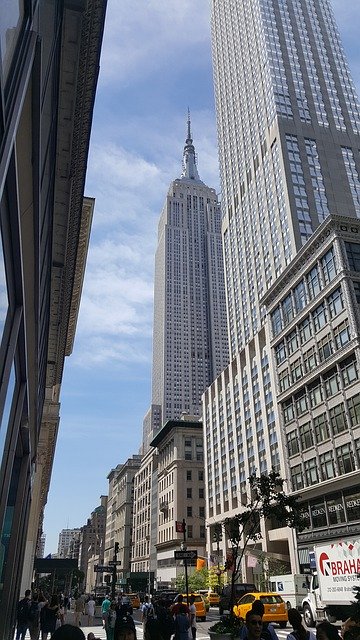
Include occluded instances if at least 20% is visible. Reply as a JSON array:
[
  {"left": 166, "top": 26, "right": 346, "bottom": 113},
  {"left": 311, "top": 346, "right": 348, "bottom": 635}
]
[
  {"left": 211, "top": 0, "right": 360, "bottom": 356},
  {"left": 142, "top": 115, "right": 229, "bottom": 450},
  {"left": 132, "top": 118, "right": 229, "bottom": 578},
  {"left": 205, "top": 0, "right": 360, "bottom": 577}
]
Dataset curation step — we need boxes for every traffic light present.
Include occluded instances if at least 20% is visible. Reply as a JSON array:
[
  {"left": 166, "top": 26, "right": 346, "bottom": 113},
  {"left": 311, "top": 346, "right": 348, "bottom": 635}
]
[
  {"left": 114, "top": 541, "right": 119, "bottom": 554},
  {"left": 213, "top": 523, "right": 222, "bottom": 542}
]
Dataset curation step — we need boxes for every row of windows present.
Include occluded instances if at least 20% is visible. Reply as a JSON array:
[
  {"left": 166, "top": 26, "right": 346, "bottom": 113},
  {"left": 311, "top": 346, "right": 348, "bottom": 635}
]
[
  {"left": 283, "top": 356, "right": 358, "bottom": 426},
  {"left": 291, "top": 438, "right": 360, "bottom": 491},
  {"left": 275, "top": 287, "right": 344, "bottom": 364},
  {"left": 278, "top": 320, "right": 350, "bottom": 392},
  {"left": 287, "top": 393, "right": 359, "bottom": 455},
  {"left": 300, "top": 488, "right": 360, "bottom": 531},
  {"left": 271, "top": 249, "right": 336, "bottom": 336}
]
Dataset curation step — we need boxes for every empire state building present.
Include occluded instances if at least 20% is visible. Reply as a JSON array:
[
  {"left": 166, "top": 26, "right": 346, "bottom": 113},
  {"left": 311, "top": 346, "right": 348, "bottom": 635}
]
[{"left": 142, "top": 115, "right": 229, "bottom": 450}]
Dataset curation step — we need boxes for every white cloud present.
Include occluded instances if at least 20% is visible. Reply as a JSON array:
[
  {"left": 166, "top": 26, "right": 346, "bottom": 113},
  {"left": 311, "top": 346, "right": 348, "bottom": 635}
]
[
  {"left": 78, "top": 106, "right": 221, "bottom": 368},
  {"left": 99, "top": 0, "right": 211, "bottom": 85}
]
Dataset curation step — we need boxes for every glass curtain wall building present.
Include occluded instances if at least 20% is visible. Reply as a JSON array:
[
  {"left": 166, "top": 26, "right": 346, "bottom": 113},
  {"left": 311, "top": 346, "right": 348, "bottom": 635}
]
[
  {"left": 0, "top": 1, "right": 106, "bottom": 632},
  {"left": 205, "top": 0, "right": 360, "bottom": 575}
]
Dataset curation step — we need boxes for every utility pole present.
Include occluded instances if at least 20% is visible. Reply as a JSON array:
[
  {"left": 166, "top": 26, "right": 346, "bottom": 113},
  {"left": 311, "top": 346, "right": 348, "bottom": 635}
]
[{"left": 111, "top": 542, "right": 119, "bottom": 600}]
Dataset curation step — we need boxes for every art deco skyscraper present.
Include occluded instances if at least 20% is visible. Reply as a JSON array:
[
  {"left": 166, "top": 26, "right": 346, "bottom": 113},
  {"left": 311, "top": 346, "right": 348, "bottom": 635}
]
[
  {"left": 133, "top": 119, "right": 229, "bottom": 580},
  {"left": 142, "top": 116, "right": 229, "bottom": 450},
  {"left": 211, "top": 0, "right": 360, "bottom": 356},
  {"left": 205, "top": 0, "right": 360, "bottom": 576}
]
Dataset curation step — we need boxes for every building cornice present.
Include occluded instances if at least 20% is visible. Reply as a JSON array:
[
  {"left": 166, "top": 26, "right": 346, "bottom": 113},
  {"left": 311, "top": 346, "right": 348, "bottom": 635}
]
[
  {"left": 262, "top": 214, "right": 360, "bottom": 307},
  {"left": 150, "top": 419, "right": 203, "bottom": 448}
]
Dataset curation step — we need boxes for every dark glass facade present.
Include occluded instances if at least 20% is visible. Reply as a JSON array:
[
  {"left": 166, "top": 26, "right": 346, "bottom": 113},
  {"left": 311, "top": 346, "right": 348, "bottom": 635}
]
[{"left": 0, "top": 1, "right": 106, "bottom": 634}]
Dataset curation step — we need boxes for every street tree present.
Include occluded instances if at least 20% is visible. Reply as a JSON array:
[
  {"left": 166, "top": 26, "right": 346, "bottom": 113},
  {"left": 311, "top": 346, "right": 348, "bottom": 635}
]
[{"left": 221, "top": 469, "right": 306, "bottom": 618}]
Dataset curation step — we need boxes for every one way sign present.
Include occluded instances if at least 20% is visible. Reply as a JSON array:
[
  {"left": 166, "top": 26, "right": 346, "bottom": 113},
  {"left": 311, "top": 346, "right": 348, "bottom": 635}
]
[{"left": 174, "top": 550, "right": 198, "bottom": 561}]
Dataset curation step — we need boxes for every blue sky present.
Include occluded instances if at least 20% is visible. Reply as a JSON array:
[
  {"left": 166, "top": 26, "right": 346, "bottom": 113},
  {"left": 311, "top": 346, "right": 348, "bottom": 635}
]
[{"left": 43, "top": 0, "right": 360, "bottom": 554}]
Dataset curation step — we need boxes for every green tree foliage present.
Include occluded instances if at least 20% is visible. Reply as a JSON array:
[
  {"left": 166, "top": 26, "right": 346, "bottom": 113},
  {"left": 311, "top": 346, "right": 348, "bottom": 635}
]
[
  {"left": 175, "top": 568, "right": 208, "bottom": 593},
  {"left": 208, "top": 565, "right": 227, "bottom": 591}
]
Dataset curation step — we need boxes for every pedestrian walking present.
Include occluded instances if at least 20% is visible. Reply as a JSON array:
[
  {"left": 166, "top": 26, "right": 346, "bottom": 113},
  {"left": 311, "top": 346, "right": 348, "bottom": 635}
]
[
  {"left": 141, "top": 595, "right": 154, "bottom": 639},
  {"left": 15, "top": 589, "right": 32, "bottom": 640},
  {"left": 102, "top": 594, "right": 111, "bottom": 627},
  {"left": 287, "top": 609, "right": 316, "bottom": 640},
  {"left": 104, "top": 601, "right": 117, "bottom": 640},
  {"left": 86, "top": 595, "right": 96, "bottom": 626},
  {"left": 28, "top": 592, "right": 41, "bottom": 640},
  {"left": 40, "top": 594, "right": 60, "bottom": 640},
  {"left": 74, "top": 594, "right": 85, "bottom": 627},
  {"left": 189, "top": 595, "right": 197, "bottom": 640},
  {"left": 174, "top": 604, "right": 190, "bottom": 640}
]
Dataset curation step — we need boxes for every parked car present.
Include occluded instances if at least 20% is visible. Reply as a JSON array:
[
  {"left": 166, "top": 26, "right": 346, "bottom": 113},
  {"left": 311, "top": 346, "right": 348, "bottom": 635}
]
[
  {"left": 175, "top": 593, "right": 206, "bottom": 621},
  {"left": 233, "top": 592, "right": 288, "bottom": 627},
  {"left": 158, "top": 590, "right": 179, "bottom": 606},
  {"left": 198, "top": 590, "right": 210, "bottom": 611},
  {"left": 208, "top": 592, "right": 220, "bottom": 606},
  {"left": 219, "top": 583, "right": 257, "bottom": 615}
]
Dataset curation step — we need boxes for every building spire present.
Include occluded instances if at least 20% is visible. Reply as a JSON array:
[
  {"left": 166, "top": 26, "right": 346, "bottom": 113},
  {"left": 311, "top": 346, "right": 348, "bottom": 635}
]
[{"left": 180, "top": 108, "right": 201, "bottom": 182}]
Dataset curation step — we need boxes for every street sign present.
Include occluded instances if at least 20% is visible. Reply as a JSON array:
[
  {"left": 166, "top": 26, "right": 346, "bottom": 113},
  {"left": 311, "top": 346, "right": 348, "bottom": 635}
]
[
  {"left": 108, "top": 560, "right": 122, "bottom": 565},
  {"left": 94, "top": 565, "right": 113, "bottom": 573},
  {"left": 174, "top": 550, "right": 198, "bottom": 561}
]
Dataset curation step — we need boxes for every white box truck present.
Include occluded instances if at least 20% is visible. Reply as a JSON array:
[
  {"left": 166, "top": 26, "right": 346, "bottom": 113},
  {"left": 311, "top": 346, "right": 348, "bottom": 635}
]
[
  {"left": 301, "top": 537, "right": 360, "bottom": 626},
  {"left": 269, "top": 574, "right": 308, "bottom": 610}
]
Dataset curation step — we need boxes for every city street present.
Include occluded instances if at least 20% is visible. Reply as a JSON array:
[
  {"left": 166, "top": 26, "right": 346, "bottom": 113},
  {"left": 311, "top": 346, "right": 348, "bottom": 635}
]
[{"left": 60, "top": 608, "right": 294, "bottom": 640}]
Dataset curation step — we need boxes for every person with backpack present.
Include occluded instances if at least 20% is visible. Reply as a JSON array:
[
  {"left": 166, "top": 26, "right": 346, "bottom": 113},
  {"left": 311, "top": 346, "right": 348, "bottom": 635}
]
[
  {"left": 141, "top": 595, "right": 154, "bottom": 639},
  {"left": 154, "top": 599, "right": 175, "bottom": 640},
  {"left": 16, "top": 589, "right": 32, "bottom": 640},
  {"left": 287, "top": 609, "right": 316, "bottom": 640}
]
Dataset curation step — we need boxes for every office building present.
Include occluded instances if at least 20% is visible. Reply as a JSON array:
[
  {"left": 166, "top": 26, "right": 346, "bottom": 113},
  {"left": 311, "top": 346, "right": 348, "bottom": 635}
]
[
  {"left": 58, "top": 529, "right": 81, "bottom": 559},
  {"left": 132, "top": 119, "right": 229, "bottom": 577},
  {"left": 263, "top": 215, "right": 360, "bottom": 566},
  {"left": 104, "top": 456, "right": 142, "bottom": 579},
  {"left": 205, "top": 0, "right": 360, "bottom": 575},
  {"left": 79, "top": 496, "right": 107, "bottom": 590},
  {"left": 0, "top": 1, "right": 106, "bottom": 632},
  {"left": 145, "top": 114, "right": 229, "bottom": 443},
  {"left": 150, "top": 417, "right": 206, "bottom": 587}
]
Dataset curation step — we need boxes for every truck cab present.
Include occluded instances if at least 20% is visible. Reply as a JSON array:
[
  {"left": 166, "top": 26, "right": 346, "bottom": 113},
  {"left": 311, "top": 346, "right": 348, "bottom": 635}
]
[{"left": 301, "top": 572, "right": 327, "bottom": 626}]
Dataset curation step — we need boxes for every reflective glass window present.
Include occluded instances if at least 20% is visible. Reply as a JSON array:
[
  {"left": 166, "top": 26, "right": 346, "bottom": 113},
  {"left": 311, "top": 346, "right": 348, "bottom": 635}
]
[
  {"left": 310, "top": 500, "right": 327, "bottom": 528},
  {"left": 344, "top": 488, "right": 360, "bottom": 522},
  {"left": 321, "top": 249, "right": 336, "bottom": 284},
  {"left": 313, "top": 413, "right": 330, "bottom": 444},
  {"left": 294, "top": 280, "right": 306, "bottom": 312},
  {"left": 0, "top": 2, "right": 25, "bottom": 82},
  {"left": 327, "top": 494, "right": 346, "bottom": 526}
]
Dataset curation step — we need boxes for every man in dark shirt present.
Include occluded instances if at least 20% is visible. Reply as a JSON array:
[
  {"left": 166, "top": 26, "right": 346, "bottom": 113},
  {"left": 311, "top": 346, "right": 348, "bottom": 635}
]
[{"left": 16, "top": 589, "right": 31, "bottom": 640}]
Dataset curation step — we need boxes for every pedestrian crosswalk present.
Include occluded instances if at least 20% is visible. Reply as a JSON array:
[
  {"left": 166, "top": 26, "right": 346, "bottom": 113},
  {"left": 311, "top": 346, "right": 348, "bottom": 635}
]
[{"left": 15, "top": 617, "right": 292, "bottom": 640}]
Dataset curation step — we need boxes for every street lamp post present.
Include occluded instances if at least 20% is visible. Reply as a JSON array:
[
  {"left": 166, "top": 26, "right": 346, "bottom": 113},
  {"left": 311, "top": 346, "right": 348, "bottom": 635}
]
[
  {"left": 111, "top": 542, "right": 119, "bottom": 600},
  {"left": 180, "top": 519, "right": 189, "bottom": 604}
]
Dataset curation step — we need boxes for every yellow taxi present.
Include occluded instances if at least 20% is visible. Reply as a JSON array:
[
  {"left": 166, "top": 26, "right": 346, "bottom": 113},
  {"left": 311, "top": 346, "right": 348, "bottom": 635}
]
[
  {"left": 233, "top": 592, "right": 288, "bottom": 627},
  {"left": 208, "top": 592, "right": 220, "bottom": 606},
  {"left": 128, "top": 593, "right": 141, "bottom": 609},
  {"left": 198, "top": 590, "right": 210, "bottom": 611},
  {"left": 178, "top": 593, "right": 207, "bottom": 621}
]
